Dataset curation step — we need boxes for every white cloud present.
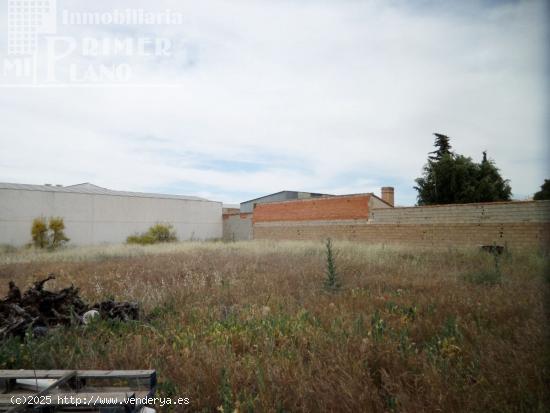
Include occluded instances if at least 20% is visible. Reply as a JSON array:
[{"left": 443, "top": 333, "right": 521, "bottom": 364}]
[{"left": 0, "top": 0, "right": 548, "bottom": 205}]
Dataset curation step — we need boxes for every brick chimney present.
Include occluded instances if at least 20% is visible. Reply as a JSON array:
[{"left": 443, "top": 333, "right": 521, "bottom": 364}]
[{"left": 381, "top": 187, "right": 394, "bottom": 206}]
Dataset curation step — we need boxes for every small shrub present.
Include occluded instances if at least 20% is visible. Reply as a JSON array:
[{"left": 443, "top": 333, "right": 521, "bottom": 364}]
[
  {"left": 31, "top": 217, "right": 49, "bottom": 248},
  {"left": 148, "top": 223, "right": 178, "bottom": 242},
  {"left": 324, "top": 238, "right": 341, "bottom": 291},
  {"left": 127, "top": 223, "right": 178, "bottom": 245},
  {"left": 48, "top": 217, "right": 70, "bottom": 249},
  {"left": 31, "top": 217, "right": 69, "bottom": 250},
  {"left": 126, "top": 233, "right": 156, "bottom": 245}
]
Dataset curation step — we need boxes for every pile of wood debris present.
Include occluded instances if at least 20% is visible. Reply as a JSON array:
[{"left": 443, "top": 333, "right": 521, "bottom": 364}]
[{"left": 0, "top": 275, "right": 139, "bottom": 339}]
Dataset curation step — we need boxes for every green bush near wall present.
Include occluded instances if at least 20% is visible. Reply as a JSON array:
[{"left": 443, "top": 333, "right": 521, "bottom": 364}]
[{"left": 127, "top": 223, "right": 178, "bottom": 245}]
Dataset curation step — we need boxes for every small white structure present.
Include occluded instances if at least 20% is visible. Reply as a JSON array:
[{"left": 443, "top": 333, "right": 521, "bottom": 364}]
[{"left": 0, "top": 182, "right": 222, "bottom": 246}]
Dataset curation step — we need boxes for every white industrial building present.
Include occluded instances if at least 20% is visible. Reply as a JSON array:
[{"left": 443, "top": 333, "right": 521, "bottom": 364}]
[{"left": 0, "top": 182, "right": 222, "bottom": 246}]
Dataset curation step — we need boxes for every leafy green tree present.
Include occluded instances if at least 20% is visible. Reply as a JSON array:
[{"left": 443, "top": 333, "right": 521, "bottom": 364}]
[
  {"left": 415, "top": 153, "right": 478, "bottom": 205},
  {"left": 414, "top": 134, "right": 512, "bottom": 205},
  {"left": 475, "top": 151, "right": 512, "bottom": 202},
  {"left": 533, "top": 179, "right": 550, "bottom": 200}
]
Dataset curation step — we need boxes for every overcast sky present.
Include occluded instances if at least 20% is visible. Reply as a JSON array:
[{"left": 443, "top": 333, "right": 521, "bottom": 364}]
[{"left": 0, "top": 0, "right": 548, "bottom": 205}]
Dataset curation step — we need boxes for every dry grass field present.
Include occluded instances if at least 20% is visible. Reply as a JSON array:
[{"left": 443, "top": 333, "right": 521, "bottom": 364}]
[{"left": 0, "top": 241, "right": 548, "bottom": 412}]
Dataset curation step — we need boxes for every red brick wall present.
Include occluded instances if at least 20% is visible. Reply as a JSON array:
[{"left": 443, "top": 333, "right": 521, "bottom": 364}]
[{"left": 253, "top": 195, "right": 372, "bottom": 222}]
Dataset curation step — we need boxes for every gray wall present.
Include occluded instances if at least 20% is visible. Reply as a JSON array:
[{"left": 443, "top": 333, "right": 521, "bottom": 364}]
[
  {"left": 369, "top": 196, "right": 392, "bottom": 210},
  {"left": 223, "top": 213, "right": 253, "bottom": 241},
  {"left": 0, "top": 188, "right": 222, "bottom": 246}
]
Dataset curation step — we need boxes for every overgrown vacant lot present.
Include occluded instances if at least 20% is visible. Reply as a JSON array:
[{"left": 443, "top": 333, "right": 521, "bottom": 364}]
[{"left": 0, "top": 241, "right": 548, "bottom": 412}]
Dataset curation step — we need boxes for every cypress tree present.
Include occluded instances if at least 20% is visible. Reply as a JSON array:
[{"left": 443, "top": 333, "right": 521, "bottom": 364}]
[{"left": 415, "top": 135, "right": 512, "bottom": 205}]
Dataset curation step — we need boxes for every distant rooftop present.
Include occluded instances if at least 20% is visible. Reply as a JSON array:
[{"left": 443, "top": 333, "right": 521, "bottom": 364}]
[
  {"left": 0, "top": 182, "right": 211, "bottom": 202},
  {"left": 241, "top": 190, "right": 334, "bottom": 205}
]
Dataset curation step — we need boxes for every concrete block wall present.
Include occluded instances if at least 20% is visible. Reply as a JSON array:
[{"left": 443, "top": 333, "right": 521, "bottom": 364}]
[
  {"left": 253, "top": 200, "right": 550, "bottom": 249},
  {"left": 369, "top": 201, "right": 550, "bottom": 224},
  {"left": 223, "top": 213, "right": 253, "bottom": 241}
]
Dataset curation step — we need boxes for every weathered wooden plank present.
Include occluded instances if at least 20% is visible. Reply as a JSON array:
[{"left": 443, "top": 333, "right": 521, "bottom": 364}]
[
  {"left": 0, "top": 370, "right": 155, "bottom": 380},
  {"left": 0, "top": 370, "right": 156, "bottom": 412},
  {"left": 78, "top": 370, "right": 154, "bottom": 378}
]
